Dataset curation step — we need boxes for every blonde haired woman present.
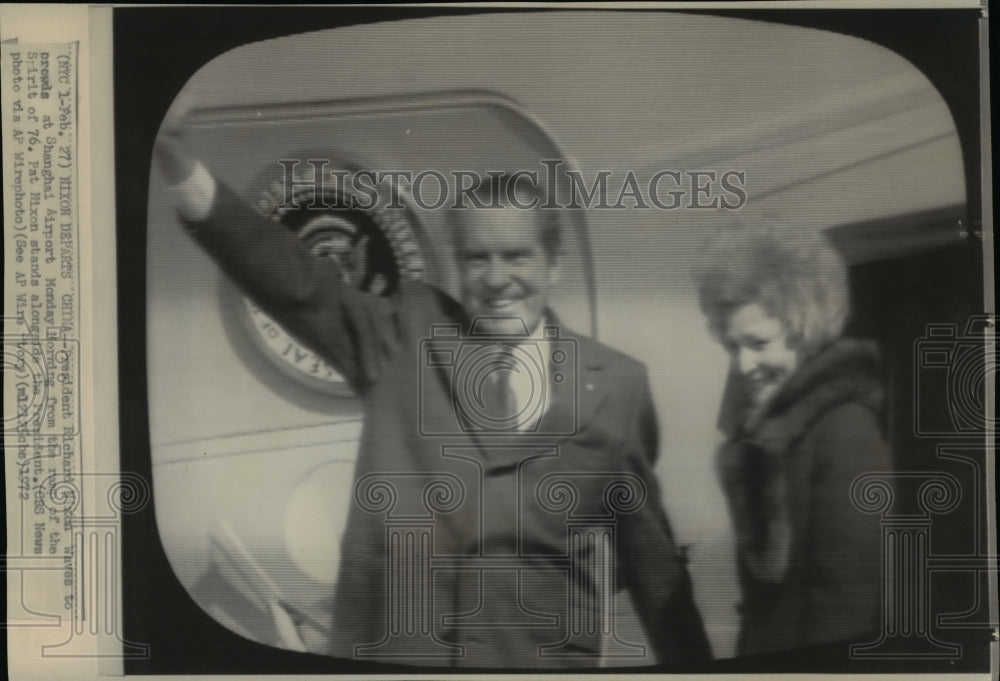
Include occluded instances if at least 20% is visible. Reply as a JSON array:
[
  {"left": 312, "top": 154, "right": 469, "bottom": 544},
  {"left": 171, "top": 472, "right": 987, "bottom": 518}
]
[{"left": 695, "top": 223, "right": 889, "bottom": 657}]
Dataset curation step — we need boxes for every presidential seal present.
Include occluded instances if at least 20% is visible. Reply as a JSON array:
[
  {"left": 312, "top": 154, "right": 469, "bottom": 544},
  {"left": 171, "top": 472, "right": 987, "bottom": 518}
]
[{"left": 237, "top": 153, "right": 428, "bottom": 396}]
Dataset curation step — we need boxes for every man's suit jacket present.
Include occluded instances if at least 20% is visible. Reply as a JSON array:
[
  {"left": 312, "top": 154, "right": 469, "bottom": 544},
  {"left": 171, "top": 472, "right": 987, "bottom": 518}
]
[{"left": 183, "top": 182, "right": 711, "bottom": 668}]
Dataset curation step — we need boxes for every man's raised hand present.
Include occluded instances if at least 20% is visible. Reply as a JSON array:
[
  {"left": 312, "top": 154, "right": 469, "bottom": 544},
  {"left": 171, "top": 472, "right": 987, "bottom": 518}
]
[{"left": 155, "top": 133, "right": 217, "bottom": 221}]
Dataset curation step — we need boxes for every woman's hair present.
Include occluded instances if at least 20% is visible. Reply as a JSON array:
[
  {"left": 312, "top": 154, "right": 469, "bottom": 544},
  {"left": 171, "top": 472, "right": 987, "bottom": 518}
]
[{"left": 693, "top": 220, "right": 849, "bottom": 358}]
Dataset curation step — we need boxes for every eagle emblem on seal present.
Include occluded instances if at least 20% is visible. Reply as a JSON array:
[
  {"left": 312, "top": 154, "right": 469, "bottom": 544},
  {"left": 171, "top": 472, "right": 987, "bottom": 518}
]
[{"left": 237, "top": 154, "right": 428, "bottom": 396}]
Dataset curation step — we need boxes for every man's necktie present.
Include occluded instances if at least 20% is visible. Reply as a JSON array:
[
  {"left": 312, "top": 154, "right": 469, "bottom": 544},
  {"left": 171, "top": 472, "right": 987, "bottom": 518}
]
[{"left": 481, "top": 345, "right": 518, "bottom": 431}]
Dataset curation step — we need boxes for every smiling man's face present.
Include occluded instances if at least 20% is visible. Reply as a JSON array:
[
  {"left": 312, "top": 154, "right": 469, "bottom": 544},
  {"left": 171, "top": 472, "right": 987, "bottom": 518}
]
[{"left": 456, "top": 205, "right": 561, "bottom": 336}]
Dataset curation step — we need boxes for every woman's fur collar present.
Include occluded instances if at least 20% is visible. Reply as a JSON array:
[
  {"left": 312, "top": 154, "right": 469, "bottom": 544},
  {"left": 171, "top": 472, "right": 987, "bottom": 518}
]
[{"left": 716, "top": 338, "right": 884, "bottom": 583}]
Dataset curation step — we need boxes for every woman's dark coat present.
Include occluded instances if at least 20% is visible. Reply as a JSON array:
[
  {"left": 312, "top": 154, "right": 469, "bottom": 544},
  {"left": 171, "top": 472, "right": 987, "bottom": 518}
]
[{"left": 716, "top": 339, "right": 890, "bottom": 657}]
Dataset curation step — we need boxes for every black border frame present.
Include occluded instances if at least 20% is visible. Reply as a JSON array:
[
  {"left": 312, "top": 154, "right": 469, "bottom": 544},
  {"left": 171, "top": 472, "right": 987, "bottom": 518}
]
[{"left": 116, "top": 6, "right": 991, "bottom": 674}]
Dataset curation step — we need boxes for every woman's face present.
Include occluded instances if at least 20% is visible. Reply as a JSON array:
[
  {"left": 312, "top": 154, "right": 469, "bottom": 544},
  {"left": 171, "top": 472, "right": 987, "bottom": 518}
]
[{"left": 721, "top": 303, "right": 801, "bottom": 407}]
